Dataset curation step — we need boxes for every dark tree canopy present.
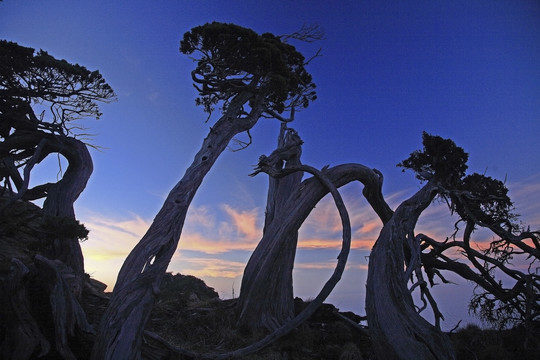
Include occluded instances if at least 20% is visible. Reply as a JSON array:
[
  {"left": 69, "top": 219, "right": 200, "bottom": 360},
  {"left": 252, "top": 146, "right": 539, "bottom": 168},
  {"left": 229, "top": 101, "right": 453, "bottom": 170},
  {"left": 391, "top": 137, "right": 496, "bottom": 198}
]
[
  {"left": 398, "top": 132, "right": 516, "bottom": 230},
  {"left": 180, "top": 22, "right": 316, "bottom": 118},
  {"left": 395, "top": 133, "right": 539, "bottom": 333},
  {"left": 0, "top": 40, "right": 115, "bottom": 202},
  {"left": 454, "top": 173, "right": 516, "bottom": 228},
  {"left": 398, "top": 131, "right": 469, "bottom": 185},
  {"left": 92, "top": 23, "right": 319, "bottom": 359},
  {"left": 0, "top": 40, "right": 115, "bottom": 360},
  {"left": 0, "top": 40, "right": 115, "bottom": 136}
]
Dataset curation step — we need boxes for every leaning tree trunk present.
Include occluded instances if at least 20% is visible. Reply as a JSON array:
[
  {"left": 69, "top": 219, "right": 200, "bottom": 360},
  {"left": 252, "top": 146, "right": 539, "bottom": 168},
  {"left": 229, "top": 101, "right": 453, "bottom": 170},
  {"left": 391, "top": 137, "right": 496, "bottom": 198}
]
[
  {"left": 0, "top": 133, "right": 94, "bottom": 360},
  {"left": 0, "top": 132, "right": 92, "bottom": 277},
  {"left": 41, "top": 136, "right": 93, "bottom": 278},
  {"left": 237, "top": 126, "right": 303, "bottom": 331},
  {"left": 237, "top": 158, "right": 393, "bottom": 331},
  {"left": 91, "top": 91, "right": 263, "bottom": 360},
  {"left": 365, "top": 180, "right": 456, "bottom": 360},
  {"left": 0, "top": 258, "right": 50, "bottom": 359}
]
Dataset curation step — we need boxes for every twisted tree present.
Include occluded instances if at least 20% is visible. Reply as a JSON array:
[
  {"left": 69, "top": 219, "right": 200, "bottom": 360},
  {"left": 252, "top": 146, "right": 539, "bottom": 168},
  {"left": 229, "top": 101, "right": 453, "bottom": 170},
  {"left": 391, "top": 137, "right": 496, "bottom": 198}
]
[
  {"left": 0, "top": 40, "right": 115, "bottom": 274},
  {"left": 366, "top": 132, "right": 539, "bottom": 359},
  {"left": 402, "top": 135, "right": 539, "bottom": 337},
  {"left": 239, "top": 131, "right": 538, "bottom": 359},
  {"left": 236, "top": 125, "right": 393, "bottom": 332},
  {"left": 0, "top": 40, "right": 114, "bottom": 359},
  {"left": 91, "top": 22, "right": 318, "bottom": 359},
  {"left": 237, "top": 125, "right": 304, "bottom": 331}
]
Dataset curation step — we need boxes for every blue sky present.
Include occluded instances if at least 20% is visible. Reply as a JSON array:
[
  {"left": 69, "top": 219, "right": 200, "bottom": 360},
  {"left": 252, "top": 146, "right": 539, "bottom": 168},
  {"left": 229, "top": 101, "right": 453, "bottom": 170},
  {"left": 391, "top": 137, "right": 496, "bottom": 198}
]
[{"left": 1, "top": 0, "right": 539, "bottom": 330}]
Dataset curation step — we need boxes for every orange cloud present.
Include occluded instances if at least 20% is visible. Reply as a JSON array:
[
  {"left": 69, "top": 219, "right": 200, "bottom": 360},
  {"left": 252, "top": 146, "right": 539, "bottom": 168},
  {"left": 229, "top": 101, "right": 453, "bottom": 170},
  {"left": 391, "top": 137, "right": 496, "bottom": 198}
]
[
  {"left": 352, "top": 239, "right": 376, "bottom": 250},
  {"left": 298, "top": 238, "right": 341, "bottom": 249},
  {"left": 179, "top": 232, "right": 258, "bottom": 254},
  {"left": 298, "top": 237, "right": 375, "bottom": 251},
  {"left": 171, "top": 257, "right": 246, "bottom": 279},
  {"left": 78, "top": 174, "right": 540, "bottom": 293},
  {"left": 357, "top": 219, "right": 381, "bottom": 234},
  {"left": 221, "top": 204, "right": 261, "bottom": 241},
  {"left": 295, "top": 261, "right": 368, "bottom": 272}
]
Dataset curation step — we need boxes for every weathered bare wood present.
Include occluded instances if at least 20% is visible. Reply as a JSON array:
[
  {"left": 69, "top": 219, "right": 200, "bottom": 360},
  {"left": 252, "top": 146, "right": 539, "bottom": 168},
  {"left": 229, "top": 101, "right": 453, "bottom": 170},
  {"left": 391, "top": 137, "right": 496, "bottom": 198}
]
[
  {"left": 237, "top": 127, "right": 303, "bottom": 330},
  {"left": 91, "top": 92, "right": 264, "bottom": 360},
  {"left": 141, "top": 162, "right": 352, "bottom": 359},
  {"left": 34, "top": 255, "right": 94, "bottom": 360},
  {"left": 0, "top": 258, "right": 50, "bottom": 360},
  {"left": 237, "top": 159, "right": 392, "bottom": 331},
  {"left": 365, "top": 180, "right": 456, "bottom": 360},
  {"left": 139, "top": 161, "right": 390, "bottom": 359}
]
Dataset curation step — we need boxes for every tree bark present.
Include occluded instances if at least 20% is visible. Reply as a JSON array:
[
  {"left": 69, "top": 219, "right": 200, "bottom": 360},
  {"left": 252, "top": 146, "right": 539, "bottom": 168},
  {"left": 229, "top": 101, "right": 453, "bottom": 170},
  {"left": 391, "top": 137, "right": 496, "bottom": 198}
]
[
  {"left": 1, "top": 133, "right": 93, "bottom": 360},
  {"left": 237, "top": 126, "right": 303, "bottom": 331},
  {"left": 33, "top": 255, "right": 94, "bottom": 360},
  {"left": 91, "top": 92, "right": 263, "bottom": 360},
  {"left": 365, "top": 180, "right": 456, "bottom": 360},
  {"left": 1, "top": 132, "right": 92, "bottom": 277},
  {"left": 0, "top": 259, "right": 50, "bottom": 360},
  {"left": 237, "top": 160, "right": 392, "bottom": 331},
  {"left": 41, "top": 136, "right": 92, "bottom": 278}
]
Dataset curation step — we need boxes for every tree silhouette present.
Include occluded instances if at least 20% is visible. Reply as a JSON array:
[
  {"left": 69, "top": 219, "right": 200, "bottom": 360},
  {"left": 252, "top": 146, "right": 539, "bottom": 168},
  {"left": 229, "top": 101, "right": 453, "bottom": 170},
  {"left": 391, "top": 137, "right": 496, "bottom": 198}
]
[
  {"left": 91, "top": 22, "right": 318, "bottom": 359},
  {"left": 0, "top": 40, "right": 115, "bottom": 273},
  {"left": 236, "top": 125, "right": 392, "bottom": 332},
  {"left": 2, "top": 28, "right": 537, "bottom": 360},
  {"left": 0, "top": 40, "right": 114, "bottom": 359},
  {"left": 238, "top": 130, "right": 538, "bottom": 358},
  {"left": 366, "top": 132, "right": 539, "bottom": 359}
]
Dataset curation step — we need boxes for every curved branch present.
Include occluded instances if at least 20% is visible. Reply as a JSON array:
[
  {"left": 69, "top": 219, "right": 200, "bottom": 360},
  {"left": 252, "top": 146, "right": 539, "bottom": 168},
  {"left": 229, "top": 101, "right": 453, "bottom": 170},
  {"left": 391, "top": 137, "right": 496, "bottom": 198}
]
[
  {"left": 141, "top": 161, "right": 391, "bottom": 359},
  {"left": 1, "top": 138, "right": 48, "bottom": 212},
  {"left": 366, "top": 180, "right": 456, "bottom": 360},
  {"left": 91, "top": 90, "right": 263, "bottom": 360},
  {"left": 141, "top": 163, "right": 352, "bottom": 359}
]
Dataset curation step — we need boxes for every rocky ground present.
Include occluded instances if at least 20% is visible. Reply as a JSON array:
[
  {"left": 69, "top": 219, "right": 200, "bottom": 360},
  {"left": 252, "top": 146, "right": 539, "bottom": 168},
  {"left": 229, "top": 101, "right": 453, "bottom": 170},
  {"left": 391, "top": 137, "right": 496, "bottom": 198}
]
[
  {"left": 1, "top": 196, "right": 538, "bottom": 359},
  {"left": 77, "top": 272, "right": 540, "bottom": 360}
]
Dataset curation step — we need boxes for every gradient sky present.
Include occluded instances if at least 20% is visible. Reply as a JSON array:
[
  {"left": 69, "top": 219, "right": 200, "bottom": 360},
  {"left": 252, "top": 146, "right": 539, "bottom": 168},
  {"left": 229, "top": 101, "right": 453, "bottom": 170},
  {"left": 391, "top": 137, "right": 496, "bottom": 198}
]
[{"left": 1, "top": 0, "right": 539, "bottom": 330}]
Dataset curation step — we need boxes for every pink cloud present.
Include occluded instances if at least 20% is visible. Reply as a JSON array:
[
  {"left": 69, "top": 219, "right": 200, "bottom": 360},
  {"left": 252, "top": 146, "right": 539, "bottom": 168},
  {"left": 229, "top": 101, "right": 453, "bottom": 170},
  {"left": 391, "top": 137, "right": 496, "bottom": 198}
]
[
  {"left": 298, "top": 237, "right": 375, "bottom": 251},
  {"left": 221, "top": 204, "right": 261, "bottom": 241},
  {"left": 78, "top": 173, "right": 540, "bottom": 292},
  {"left": 171, "top": 257, "right": 246, "bottom": 278}
]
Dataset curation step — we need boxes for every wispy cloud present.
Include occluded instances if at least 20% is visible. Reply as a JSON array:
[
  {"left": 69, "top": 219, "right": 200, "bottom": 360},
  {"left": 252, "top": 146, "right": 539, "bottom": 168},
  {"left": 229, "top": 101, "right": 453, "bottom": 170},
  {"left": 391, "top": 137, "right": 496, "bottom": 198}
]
[
  {"left": 178, "top": 232, "right": 257, "bottom": 254},
  {"left": 221, "top": 204, "right": 261, "bottom": 242},
  {"left": 79, "top": 173, "right": 540, "bottom": 292},
  {"left": 79, "top": 204, "right": 261, "bottom": 287},
  {"left": 509, "top": 174, "right": 540, "bottom": 227},
  {"left": 80, "top": 211, "right": 150, "bottom": 260},
  {"left": 170, "top": 256, "right": 246, "bottom": 279},
  {"left": 295, "top": 261, "right": 368, "bottom": 271}
]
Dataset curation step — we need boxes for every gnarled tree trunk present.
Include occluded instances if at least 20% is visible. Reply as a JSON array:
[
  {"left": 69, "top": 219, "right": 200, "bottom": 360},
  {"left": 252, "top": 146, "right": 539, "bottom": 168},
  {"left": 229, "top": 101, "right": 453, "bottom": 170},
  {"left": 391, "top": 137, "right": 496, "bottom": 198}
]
[
  {"left": 0, "top": 134, "right": 93, "bottom": 360},
  {"left": 41, "top": 136, "right": 92, "bottom": 278},
  {"left": 1, "top": 132, "right": 92, "bottom": 277},
  {"left": 91, "top": 92, "right": 263, "bottom": 360},
  {"left": 0, "top": 258, "right": 50, "bottom": 360},
  {"left": 237, "top": 148, "right": 393, "bottom": 332},
  {"left": 365, "top": 180, "right": 456, "bottom": 360},
  {"left": 237, "top": 126, "right": 303, "bottom": 330}
]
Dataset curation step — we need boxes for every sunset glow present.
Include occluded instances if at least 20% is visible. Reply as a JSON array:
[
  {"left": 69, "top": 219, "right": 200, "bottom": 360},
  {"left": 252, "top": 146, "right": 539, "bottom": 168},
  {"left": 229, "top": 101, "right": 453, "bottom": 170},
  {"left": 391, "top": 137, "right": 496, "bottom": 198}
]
[{"left": 3, "top": 0, "right": 538, "bottom": 332}]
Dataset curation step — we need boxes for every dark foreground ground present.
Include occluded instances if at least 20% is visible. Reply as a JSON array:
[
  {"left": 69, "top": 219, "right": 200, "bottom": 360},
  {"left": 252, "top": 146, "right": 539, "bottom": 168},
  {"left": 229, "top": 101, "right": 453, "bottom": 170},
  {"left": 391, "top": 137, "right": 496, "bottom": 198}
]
[
  {"left": 2, "top": 197, "right": 538, "bottom": 359},
  {"left": 75, "top": 273, "right": 539, "bottom": 360}
]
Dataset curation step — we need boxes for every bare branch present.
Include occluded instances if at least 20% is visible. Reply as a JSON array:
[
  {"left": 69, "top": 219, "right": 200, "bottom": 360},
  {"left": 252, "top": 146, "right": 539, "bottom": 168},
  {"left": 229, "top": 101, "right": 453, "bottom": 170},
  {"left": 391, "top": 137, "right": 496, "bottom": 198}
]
[{"left": 279, "top": 23, "right": 325, "bottom": 43}]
